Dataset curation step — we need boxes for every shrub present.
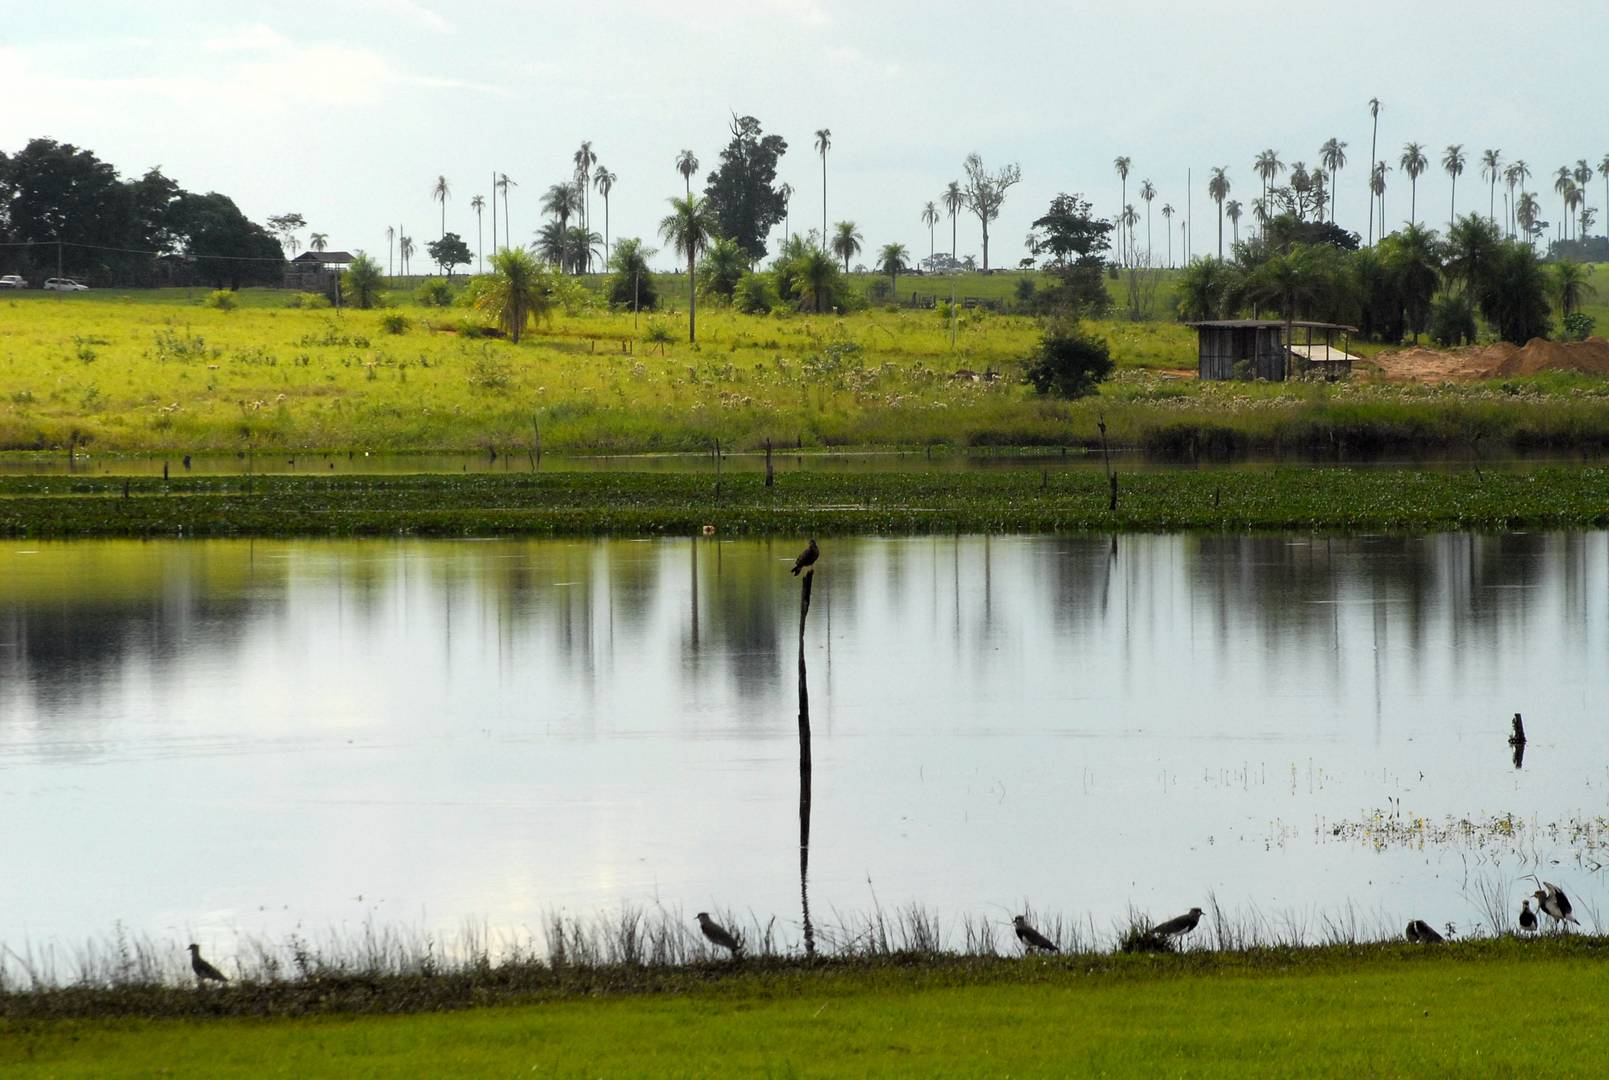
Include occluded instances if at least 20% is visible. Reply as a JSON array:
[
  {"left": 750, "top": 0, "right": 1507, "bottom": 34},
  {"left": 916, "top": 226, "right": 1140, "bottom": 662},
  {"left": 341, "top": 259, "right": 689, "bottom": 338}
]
[
  {"left": 416, "top": 279, "right": 453, "bottom": 307},
  {"left": 866, "top": 277, "right": 892, "bottom": 303},
  {"left": 287, "top": 292, "right": 331, "bottom": 309},
  {"left": 1014, "top": 277, "right": 1037, "bottom": 304},
  {"left": 733, "top": 273, "right": 777, "bottom": 315},
  {"left": 1428, "top": 294, "right": 1477, "bottom": 346},
  {"left": 467, "top": 348, "right": 512, "bottom": 390},
  {"left": 380, "top": 313, "right": 410, "bottom": 335},
  {"left": 1022, "top": 321, "right": 1113, "bottom": 398},
  {"left": 342, "top": 253, "right": 386, "bottom": 310},
  {"left": 1562, "top": 312, "right": 1596, "bottom": 342},
  {"left": 206, "top": 289, "right": 237, "bottom": 311}
]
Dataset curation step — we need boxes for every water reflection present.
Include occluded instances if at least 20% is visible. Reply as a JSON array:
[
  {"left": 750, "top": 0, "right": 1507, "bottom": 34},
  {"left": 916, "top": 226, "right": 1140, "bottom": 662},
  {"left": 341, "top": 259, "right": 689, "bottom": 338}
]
[
  {"left": 3, "top": 532, "right": 1609, "bottom": 949},
  {"left": 797, "top": 568, "right": 815, "bottom": 958}
]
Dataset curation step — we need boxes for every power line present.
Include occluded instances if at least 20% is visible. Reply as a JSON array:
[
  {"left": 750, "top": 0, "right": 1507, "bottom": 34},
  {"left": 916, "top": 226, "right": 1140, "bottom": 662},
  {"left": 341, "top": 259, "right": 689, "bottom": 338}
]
[{"left": 0, "top": 239, "right": 292, "bottom": 263}]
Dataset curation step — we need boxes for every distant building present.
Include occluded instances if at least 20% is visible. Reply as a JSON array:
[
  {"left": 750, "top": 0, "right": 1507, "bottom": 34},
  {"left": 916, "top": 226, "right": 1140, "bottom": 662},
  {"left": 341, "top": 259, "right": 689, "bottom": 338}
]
[
  {"left": 285, "top": 250, "right": 354, "bottom": 292},
  {"left": 1189, "top": 320, "right": 1358, "bottom": 381}
]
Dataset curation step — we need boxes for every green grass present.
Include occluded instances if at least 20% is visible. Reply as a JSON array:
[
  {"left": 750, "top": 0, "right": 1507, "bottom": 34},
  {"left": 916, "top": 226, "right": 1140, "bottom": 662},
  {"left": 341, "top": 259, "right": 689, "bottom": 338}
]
[
  {"left": 5, "top": 466, "right": 1609, "bottom": 537},
  {"left": 5, "top": 941, "right": 1607, "bottom": 1077}
]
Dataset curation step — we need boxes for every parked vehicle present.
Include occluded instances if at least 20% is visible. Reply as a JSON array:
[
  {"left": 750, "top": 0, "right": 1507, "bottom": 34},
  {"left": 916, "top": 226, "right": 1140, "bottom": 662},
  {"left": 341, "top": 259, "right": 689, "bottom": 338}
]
[
  {"left": 42, "top": 278, "right": 89, "bottom": 291},
  {"left": 0, "top": 275, "right": 28, "bottom": 289}
]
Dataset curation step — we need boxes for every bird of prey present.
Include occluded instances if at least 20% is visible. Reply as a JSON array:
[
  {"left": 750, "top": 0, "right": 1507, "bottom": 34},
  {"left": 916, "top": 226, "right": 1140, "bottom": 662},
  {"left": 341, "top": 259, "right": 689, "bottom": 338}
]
[
  {"left": 1406, "top": 919, "right": 1444, "bottom": 943},
  {"left": 695, "top": 912, "right": 742, "bottom": 957},
  {"left": 791, "top": 539, "right": 819, "bottom": 576},
  {"left": 187, "top": 943, "right": 228, "bottom": 985},
  {"left": 1534, "top": 883, "right": 1579, "bottom": 928},
  {"left": 1152, "top": 907, "right": 1204, "bottom": 939},
  {"left": 1518, "top": 899, "right": 1538, "bottom": 933},
  {"left": 1012, "top": 915, "right": 1059, "bottom": 953}
]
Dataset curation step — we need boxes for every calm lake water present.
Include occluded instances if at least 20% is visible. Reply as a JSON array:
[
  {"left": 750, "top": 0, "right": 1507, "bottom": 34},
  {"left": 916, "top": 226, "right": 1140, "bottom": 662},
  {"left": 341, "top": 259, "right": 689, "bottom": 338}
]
[{"left": 3, "top": 533, "right": 1608, "bottom": 959}]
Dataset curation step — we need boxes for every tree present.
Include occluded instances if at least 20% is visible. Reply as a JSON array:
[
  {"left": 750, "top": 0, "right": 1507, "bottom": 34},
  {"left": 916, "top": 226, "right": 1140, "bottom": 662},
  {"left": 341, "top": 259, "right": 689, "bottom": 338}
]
[
  {"left": 534, "top": 221, "right": 566, "bottom": 268},
  {"left": 814, "top": 128, "right": 832, "bottom": 243},
  {"left": 1161, "top": 203, "right": 1175, "bottom": 267},
  {"left": 170, "top": 190, "right": 284, "bottom": 289},
  {"left": 606, "top": 237, "right": 657, "bottom": 310},
  {"left": 1371, "top": 162, "right": 1390, "bottom": 236},
  {"left": 876, "top": 242, "right": 909, "bottom": 294},
  {"left": 398, "top": 234, "right": 414, "bottom": 275},
  {"left": 1026, "top": 192, "right": 1113, "bottom": 316},
  {"left": 1600, "top": 154, "right": 1609, "bottom": 237},
  {"left": 1207, "top": 166, "right": 1230, "bottom": 258},
  {"left": 697, "top": 235, "right": 746, "bottom": 299},
  {"left": 1554, "top": 166, "right": 1574, "bottom": 242},
  {"left": 1480, "top": 149, "right": 1503, "bottom": 228},
  {"left": 1175, "top": 257, "right": 1234, "bottom": 321},
  {"left": 593, "top": 167, "right": 616, "bottom": 265},
  {"left": 676, "top": 150, "right": 699, "bottom": 195},
  {"left": 1120, "top": 204, "right": 1138, "bottom": 260},
  {"left": 1517, "top": 190, "right": 1541, "bottom": 247},
  {"left": 572, "top": 141, "right": 596, "bottom": 262},
  {"left": 961, "top": 153, "right": 1022, "bottom": 272},
  {"left": 1244, "top": 245, "right": 1322, "bottom": 351},
  {"left": 1112, "top": 156, "right": 1131, "bottom": 265},
  {"left": 1319, "top": 139, "right": 1347, "bottom": 224},
  {"left": 658, "top": 194, "right": 718, "bottom": 342},
  {"left": 1367, "top": 97, "right": 1381, "bottom": 245},
  {"left": 1253, "top": 150, "right": 1284, "bottom": 236},
  {"left": 342, "top": 252, "right": 385, "bottom": 309},
  {"left": 1381, "top": 223, "right": 1442, "bottom": 341},
  {"left": 1555, "top": 260, "right": 1597, "bottom": 316},
  {"left": 943, "top": 180, "right": 964, "bottom": 267},
  {"left": 309, "top": 232, "right": 329, "bottom": 252},
  {"left": 921, "top": 201, "right": 940, "bottom": 262},
  {"left": 1476, "top": 241, "right": 1551, "bottom": 342},
  {"left": 790, "top": 244, "right": 841, "bottom": 313},
  {"left": 779, "top": 182, "right": 794, "bottom": 243},
  {"left": 470, "top": 194, "right": 485, "bottom": 273},
  {"left": 1442, "top": 145, "right": 1465, "bottom": 229},
  {"left": 1139, "top": 179, "right": 1156, "bottom": 265},
  {"left": 541, "top": 182, "right": 582, "bottom": 270},
  {"left": 1443, "top": 214, "right": 1501, "bottom": 294},
  {"left": 475, "top": 247, "right": 552, "bottom": 343},
  {"left": 385, "top": 225, "right": 395, "bottom": 276},
  {"left": 431, "top": 174, "right": 450, "bottom": 239},
  {"left": 1022, "top": 321, "right": 1112, "bottom": 398},
  {"left": 495, "top": 173, "right": 517, "bottom": 252},
  {"left": 703, "top": 115, "right": 789, "bottom": 263},
  {"left": 426, "top": 232, "right": 471, "bottom": 277},
  {"left": 1225, "top": 200, "right": 1242, "bottom": 247},
  {"left": 1398, "top": 143, "right": 1427, "bottom": 225},
  {"left": 267, "top": 212, "right": 306, "bottom": 258},
  {"left": 830, "top": 221, "right": 863, "bottom": 272}
]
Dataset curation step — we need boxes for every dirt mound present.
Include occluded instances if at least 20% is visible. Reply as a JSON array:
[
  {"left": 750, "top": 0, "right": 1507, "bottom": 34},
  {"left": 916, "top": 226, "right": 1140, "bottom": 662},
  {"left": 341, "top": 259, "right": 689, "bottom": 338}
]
[
  {"left": 1495, "top": 336, "right": 1609, "bottom": 376},
  {"left": 1374, "top": 338, "right": 1609, "bottom": 382}
]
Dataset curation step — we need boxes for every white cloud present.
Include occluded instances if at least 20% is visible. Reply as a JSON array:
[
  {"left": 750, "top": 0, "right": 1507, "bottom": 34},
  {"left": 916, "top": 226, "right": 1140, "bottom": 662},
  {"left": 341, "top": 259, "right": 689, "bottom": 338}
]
[{"left": 349, "top": 0, "right": 454, "bottom": 32}]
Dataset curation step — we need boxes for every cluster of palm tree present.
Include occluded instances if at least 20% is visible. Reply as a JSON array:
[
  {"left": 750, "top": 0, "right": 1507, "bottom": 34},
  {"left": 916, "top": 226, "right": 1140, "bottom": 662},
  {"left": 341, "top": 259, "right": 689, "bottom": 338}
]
[
  {"left": 528, "top": 142, "right": 617, "bottom": 275},
  {"left": 1106, "top": 160, "right": 1177, "bottom": 268}
]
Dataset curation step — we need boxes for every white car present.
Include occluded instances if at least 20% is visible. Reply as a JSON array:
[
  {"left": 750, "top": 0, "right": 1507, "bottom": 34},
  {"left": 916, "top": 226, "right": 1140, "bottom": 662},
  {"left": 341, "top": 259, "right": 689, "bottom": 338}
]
[
  {"left": 0, "top": 275, "right": 27, "bottom": 289},
  {"left": 43, "top": 278, "right": 89, "bottom": 291}
]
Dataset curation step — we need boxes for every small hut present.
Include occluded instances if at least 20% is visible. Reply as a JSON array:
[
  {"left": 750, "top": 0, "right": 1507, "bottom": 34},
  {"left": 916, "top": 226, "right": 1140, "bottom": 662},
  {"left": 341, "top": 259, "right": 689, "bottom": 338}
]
[{"left": 1190, "top": 320, "right": 1358, "bottom": 381}]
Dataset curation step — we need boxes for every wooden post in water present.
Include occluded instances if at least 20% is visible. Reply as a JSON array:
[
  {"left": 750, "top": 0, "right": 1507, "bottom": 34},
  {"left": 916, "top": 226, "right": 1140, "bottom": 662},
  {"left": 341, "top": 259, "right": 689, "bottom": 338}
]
[
  {"left": 765, "top": 438, "right": 774, "bottom": 487},
  {"left": 1098, "top": 415, "right": 1117, "bottom": 512},
  {"left": 798, "top": 569, "right": 815, "bottom": 957}
]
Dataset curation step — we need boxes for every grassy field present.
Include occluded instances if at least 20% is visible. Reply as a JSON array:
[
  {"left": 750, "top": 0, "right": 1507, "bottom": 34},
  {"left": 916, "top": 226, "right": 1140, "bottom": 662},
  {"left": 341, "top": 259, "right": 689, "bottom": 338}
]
[
  {"left": 5, "top": 941, "right": 1608, "bottom": 1076},
  {"left": 5, "top": 466, "right": 1609, "bottom": 537}
]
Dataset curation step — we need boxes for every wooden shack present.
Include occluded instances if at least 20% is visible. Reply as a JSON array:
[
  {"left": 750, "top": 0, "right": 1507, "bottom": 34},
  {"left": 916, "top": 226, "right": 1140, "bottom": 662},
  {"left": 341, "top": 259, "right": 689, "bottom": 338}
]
[{"left": 1190, "top": 320, "right": 1358, "bottom": 381}]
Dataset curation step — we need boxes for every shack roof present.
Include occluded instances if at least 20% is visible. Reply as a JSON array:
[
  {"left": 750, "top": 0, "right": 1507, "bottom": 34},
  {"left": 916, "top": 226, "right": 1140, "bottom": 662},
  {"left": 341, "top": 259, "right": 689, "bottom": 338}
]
[
  {"left": 1187, "top": 319, "right": 1358, "bottom": 332},
  {"left": 291, "top": 251, "right": 355, "bottom": 264}
]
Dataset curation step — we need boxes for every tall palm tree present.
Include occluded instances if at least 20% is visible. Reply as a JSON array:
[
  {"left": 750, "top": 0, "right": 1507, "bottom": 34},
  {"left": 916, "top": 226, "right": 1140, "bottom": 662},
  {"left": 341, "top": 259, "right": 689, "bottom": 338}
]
[
  {"left": 921, "top": 201, "right": 940, "bottom": 264},
  {"left": 495, "top": 173, "right": 516, "bottom": 252},
  {"left": 1207, "top": 166, "right": 1230, "bottom": 259},
  {"left": 1400, "top": 143, "right": 1428, "bottom": 225},
  {"left": 1371, "top": 162, "right": 1390, "bottom": 237},
  {"left": 475, "top": 248, "right": 550, "bottom": 344},
  {"left": 1517, "top": 190, "right": 1541, "bottom": 247},
  {"left": 814, "top": 129, "right": 833, "bottom": 243},
  {"left": 1599, "top": 154, "right": 1609, "bottom": 239},
  {"left": 1161, "top": 203, "right": 1175, "bottom": 267},
  {"left": 1251, "top": 197, "right": 1268, "bottom": 235},
  {"left": 1319, "top": 138, "right": 1347, "bottom": 224},
  {"left": 876, "top": 242, "right": 909, "bottom": 294},
  {"left": 1225, "top": 200, "right": 1242, "bottom": 247},
  {"left": 1112, "top": 156, "right": 1131, "bottom": 264},
  {"left": 675, "top": 150, "right": 699, "bottom": 196},
  {"left": 573, "top": 141, "right": 596, "bottom": 236},
  {"left": 793, "top": 246, "right": 838, "bottom": 313},
  {"left": 385, "top": 225, "right": 395, "bottom": 277},
  {"left": 1442, "top": 145, "right": 1466, "bottom": 229},
  {"left": 1367, "top": 97, "right": 1381, "bottom": 244},
  {"left": 1120, "top": 204, "right": 1139, "bottom": 261},
  {"left": 1480, "top": 149, "right": 1503, "bottom": 227},
  {"left": 943, "top": 181, "right": 964, "bottom": 265},
  {"left": 399, "top": 234, "right": 414, "bottom": 276},
  {"left": 1253, "top": 149, "right": 1284, "bottom": 235},
  {"left": 1565, "top": 182, "right": 1585, "bottom": 242},
  {"left": 1555, "top": 166, "right": 1574, "bottom": 241},
  {"left": 779, "top": 182, "right": 794, "bottom": 244},
  {"left": 470, "top": 194, "right": 485, "bottom": 273},
  {"left": 593, "top": 167, "right": 616, "bottom": 265},
  {"left": 310, "top": 232, "right": 329, "bottom": 252},
  {"left": 1508, "top": 160, "right": 1531, "bottom": 239},
  {"left": 1555, "top": 260, "right": 1597, "bottom": 316},
  {"left": 658, "top": 194, "right": 717, "bottom": 343},
  {"left": 431, "top": 175, "right": 450, "bottom": 239},
  {"left": 1139, "top": 179, "right": 1156, "bottom": 265},
  {"left": 542, "top": 182, "right": 580, "bottom": 231},
  {"left": 830, "top": 220, "right": 863, "bottom": 272}
]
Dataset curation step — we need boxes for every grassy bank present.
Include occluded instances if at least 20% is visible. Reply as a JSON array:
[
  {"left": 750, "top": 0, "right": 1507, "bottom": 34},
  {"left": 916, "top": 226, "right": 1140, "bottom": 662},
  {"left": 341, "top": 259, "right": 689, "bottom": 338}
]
[
  {"left": 5, "top": 940, "right": 1608, "bottom": 1076},
  {"left": 3, "top": 466, "right": 1609, "bottom": 537}
]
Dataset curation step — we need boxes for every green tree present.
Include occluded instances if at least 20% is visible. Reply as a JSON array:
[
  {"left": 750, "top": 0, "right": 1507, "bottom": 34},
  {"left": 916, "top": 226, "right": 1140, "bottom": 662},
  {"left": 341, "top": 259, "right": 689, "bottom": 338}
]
[
  {"left": 790, "top": 244, "right": 841, "bottom": 313},
  {"left": 1027, "top": 192, "right": 1113, "bottom": 316},
  {"left": 1139, "top": 179, "right": 1156, "bottom": 265},
  {"left": 1381, "top": 223, "right": 1442, "bottom": 341},
  {"left": 1175, "top": 257, "right": 1233, "bottom": 321},
  {"left": 1443, "top": 214, "right": 1501, "bottom": 294},
  {"left": 704, "top": 115, "right": 789, "bottom": 262},
  {"left": 1208, "top": 166, "right": 1231, "bottom": 258},
  {"left": 698, "top": 236, "right": 746, "bottom": 300},
  {"left": 1022, "top": 321, "right": 1113, "bottom": 398},
  {"left": 1161, "top": 203, "right": 1175, "bottom": 267},
  {"left": 542, "top": 182, "right": 581, "bottom": 237},
  {"left": 1112, "top": 156, "right": 1131, "bottom": 265},
  {"left": 1480, "top": 149, "right": 1502, "bottom": 228},
  {"left": 593, "top": 167, "right": 616, "bottom": 265},
  {"left": 398, "top": 234, "right": 414, "bottom": 275},
  {"left": 1367, "top": 97, "right": 1381, "bottom": 244},
  {"left": 1225, "top": 200, "right": 1242, "bottom": 247},
  {"left": 572, "top": 141, "right": 596, "bottom": 260},
  {"left": 779, "top": 182, "right": 794, "bottom": 244},
  {"left": 606, "top": 237, "right": 657, "bottom": 311},
  {"left": 1319, "top": 138, "right": 1347, "bottom": 224},
  {"left": 534, "top": 221, "right": 566, "bottom": 268},
  {"left": 814, "top": 128, "right": 832, "bottom": 243},
  {"left": 267, "top": 212, "right": 306, "bottom": 257},
  {"left": 1442, "top": 145, "right": 1465, "bottom": 229},
  {"left": 309, "top": 232, "right": 329, "bottom": 252},
  {"left": 943, "top": 180, "right": 964, "bottom": 264},
  {"left": 675, "top": 150, "right": 699, "bottom": 196},
  {"left": 172, "top": 190, "right": 285, "bottom": 289},
  {"left": 1476, "top": 241, "right": 1551, "bottom": 342},
  {"left": 921, "top": 201, "right": 940, "bottom": 263},
  {"left": 385, "top": 225, "right": 395, "bottom": 276},
  {"left": 495, "top": 173, "right": 516, "bottom": 251},
  {"left": 1244, "top": 245, "right": 1322, "bottom": 352},
  {"left": 342, "top": 252, "right": 385, "bottom": 309},
  {"left": 431, "top": 174, "right": 450, "bottom": 239},
  {"left": 830, "top": 221, "right": 863, "bottom": 272},
  {"left": 1400, "top": 143, "right": 1427, "bottom": 225},
  {"left": 1555, "top": 261, "right": 1597, "bottom": 316},
  {"left": 1253, "top": 150, "right": 1284, "bottom": 236},
  {"left": 426, "top": 232, "right": 472, "bottom": 277},
  {"left": 475, "top": 247, "right": 552, "bottom": 343},
  {"left": 658, "top": 194, "right": 718, "bottom": 342},
  {"left": 961, "top": 153, "right": 1022, "bottom": 271},
  {"left": 876, "top": 242, "right": 909, "bottom": 294},
  {"left": 469, "top": 195, "right": 485, "bottom": 272}
]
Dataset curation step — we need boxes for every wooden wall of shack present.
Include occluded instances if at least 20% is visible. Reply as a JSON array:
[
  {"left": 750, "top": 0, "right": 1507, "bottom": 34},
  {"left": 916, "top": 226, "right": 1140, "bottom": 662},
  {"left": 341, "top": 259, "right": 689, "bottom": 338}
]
[{"left": 1197, "top": 325, "right": 1288, "bottom": 381}]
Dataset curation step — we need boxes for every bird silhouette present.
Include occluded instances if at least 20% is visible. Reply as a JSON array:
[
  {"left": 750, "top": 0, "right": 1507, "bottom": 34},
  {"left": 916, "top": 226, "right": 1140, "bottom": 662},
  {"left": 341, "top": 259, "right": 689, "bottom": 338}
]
[
  {"left": 695, "top": 912, "right": 742, "bottom": 957},
  {"left": 1406, "top": 919, "right": 1444, "bottom": 943},
  {"left": 1012, "top": 915, "right": 1058, "bottom": 953},
  {"left": 187, "top": 943, "right": 228, "bottom": 985},
  {"left": 1534, "top": 883, "right": 1579, "bottom": 928},
  {"left": 1518, "top": 899, "right": 1538, "bottom": 933},
  {"left": 1152, "top": 907, "right": 1204, "bottom": 939},
  {"left": 791, "top": 539, "right": 819, "bottom": 576}
]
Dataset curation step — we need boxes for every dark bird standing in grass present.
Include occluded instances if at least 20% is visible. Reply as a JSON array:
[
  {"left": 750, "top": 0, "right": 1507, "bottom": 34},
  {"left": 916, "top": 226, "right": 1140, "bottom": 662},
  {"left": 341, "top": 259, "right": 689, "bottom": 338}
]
[
  {"left": 187, "top": 943, "right": 228, "bottom": 985},
  {"left": 1519, "top": 899, "right": 1538, "bottom": 933},
  {"left": 1406, "top": 920, "right": 1444, "bottom": 943},
  {"left": 1013, "top": 915, "right": 1059, "bottom": 953},
  {"left": 1152, "top": 907, "right": 1204, "bottom": 940},
  {"left": 791, "top": 539, "right": 819, "bottom": 576},
  {"left": 1534, "top": 882, "right": 1579, "bottom": 928},
  {"left": 695, "top": 912, "right": 742, "bottom": 957}
]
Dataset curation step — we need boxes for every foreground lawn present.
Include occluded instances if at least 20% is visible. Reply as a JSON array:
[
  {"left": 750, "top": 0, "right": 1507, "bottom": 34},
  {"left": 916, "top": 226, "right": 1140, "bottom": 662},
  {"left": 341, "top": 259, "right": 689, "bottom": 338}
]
[{"left": 4, "top": 949, "right": 1604, "bottom": 1077}]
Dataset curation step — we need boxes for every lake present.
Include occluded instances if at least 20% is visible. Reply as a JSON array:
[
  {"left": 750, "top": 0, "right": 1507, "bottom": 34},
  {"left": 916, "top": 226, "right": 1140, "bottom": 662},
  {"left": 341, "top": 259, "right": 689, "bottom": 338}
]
[{"left": 3, "top": 532, "right": 1607, "bottom": 964}]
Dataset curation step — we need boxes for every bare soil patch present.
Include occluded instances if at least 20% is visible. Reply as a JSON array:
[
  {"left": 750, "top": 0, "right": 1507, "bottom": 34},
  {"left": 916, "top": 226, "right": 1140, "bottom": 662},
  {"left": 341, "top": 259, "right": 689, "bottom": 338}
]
[{"left": 1372, "top": 338, "right": 1609, "bottom": 383}]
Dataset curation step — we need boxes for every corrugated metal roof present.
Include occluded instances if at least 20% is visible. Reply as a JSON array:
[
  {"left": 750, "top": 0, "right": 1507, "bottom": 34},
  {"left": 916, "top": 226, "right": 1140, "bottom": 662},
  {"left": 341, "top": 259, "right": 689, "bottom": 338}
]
[
  {"left": 291, "top": 251, "right": 356, "bottom": 264},
  {"left": 1187, "top": 319, "right": 1358, "bottom": 331},
  {"left": 1287, "top": 344, "right": 1359, "bottom": 362}
]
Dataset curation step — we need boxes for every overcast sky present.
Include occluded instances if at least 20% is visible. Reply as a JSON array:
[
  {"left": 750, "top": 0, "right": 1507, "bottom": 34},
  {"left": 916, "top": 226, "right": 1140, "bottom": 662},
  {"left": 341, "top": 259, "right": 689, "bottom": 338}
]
[{"left": 4, "top": 1, "right": 1601, "bottom": 271}]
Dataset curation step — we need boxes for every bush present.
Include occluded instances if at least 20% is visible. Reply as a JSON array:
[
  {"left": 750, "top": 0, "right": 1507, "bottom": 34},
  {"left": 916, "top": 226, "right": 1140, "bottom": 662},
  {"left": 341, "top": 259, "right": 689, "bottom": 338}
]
[
  {"left": 733, "top": 273, "right": 777, "bottom": 315},
  {"left": 1022, "top": 322, "right": 1113, "bottom": 398},
  {"left": 1014, "top": 277, "right": 1037, "bottom": 304},
  {"left": 379, "top": 313, "right": 410, "bottom": 335},
  {"left": 416, "top": 279, "right": 453, "bottom": 307},
  {"left": 1428, "top": 294, "right": 1477, "bottom": 346},
  {"left": 867, "top": 278, "right": 892, "bottom": 303},
  {"left": 342, "top": 253, "right": 386, "bottom": 310},
  {"left": 286, "top": 292, "right": 330, "bottom": 309},
  {"left": 1562, "top": 312, "right": 1596, "bottom": 342},
  {"left": 206, "top": 289, "right": 237, "bottom": 311}
]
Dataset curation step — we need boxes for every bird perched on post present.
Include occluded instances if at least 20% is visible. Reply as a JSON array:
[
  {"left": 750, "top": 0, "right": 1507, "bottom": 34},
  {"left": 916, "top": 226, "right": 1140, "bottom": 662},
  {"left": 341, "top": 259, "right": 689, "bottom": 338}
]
[
  {"left": 1518, "top": 899, "right": 1538, "bottom": 934},
  {"left": 1012, "top": 915, "right": 1059, "bottom": 953},
  {"left": 1152, "top": 907, "right": 1204, "bottom": 940},
  {"left": 187, "top": 943, "right": 228, "bottom": 985},
  {"left": 1534, "top": 883, "right": 1579, "bottom": 928},
  {"left": 1406, "top": 920, "right": 1444, "bottom": 943},
  {"left": 791, "top": 539, "right": 819, "bottom": 576},
  {"left": 695, "top": 912, "right": 743, "bottom": 958}
]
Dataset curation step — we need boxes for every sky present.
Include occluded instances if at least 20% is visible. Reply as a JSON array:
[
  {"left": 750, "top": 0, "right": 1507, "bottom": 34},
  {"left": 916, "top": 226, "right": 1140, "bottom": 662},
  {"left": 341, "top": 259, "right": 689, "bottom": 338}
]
[{"left": 3, "top": 0, "right": 1603, "bottom": 272}]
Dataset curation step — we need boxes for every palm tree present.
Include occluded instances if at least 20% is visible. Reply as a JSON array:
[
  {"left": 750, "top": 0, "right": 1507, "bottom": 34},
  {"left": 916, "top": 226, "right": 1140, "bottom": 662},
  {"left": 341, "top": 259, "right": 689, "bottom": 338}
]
[
  {"left": 1367, "top": 97, "right": 1381, "bottom": 244},
  {"left": 310, "top": 232, "right": 329, "bottom": 252},
  {"left": 779, "top": 182, "right": 794, "bottom": 244},
  {"left": 1442, "top": 145, "right": 1466, "bottom": 229},
  {"left": 1251, "top": 197, "right": 1268, "bottom": 235},
  {"left": 943, "top": 181, "right": 964, "bottom": 266},
  {"left": 674, "top": 150, "right": 699, "bottom": 197},
  {"left": 1139, "top": 180, "right": 1156, "bottom": 265},
  {"left": 1207, "top": 166, "right": 1230, "bottom": 259},
  {"left": 534, "top": 221, "right": 566, "bottom": 268},
  {"left": 542, "top": 182, "right": 581, "bottom": 238},
  {"left": 1319, "top": 138, "right": 1347, "bottom": 224},
  {"left": 1565, "top": 181, "right": 1584, "bottom": 243},
  {"left": 1400, "top": 143, "right": 1428, "bottom": 225},
  {"left": 1555, "top": 260, "right": 1597, "bottom": 316},
  {"left": 1161, "top": 203, "right": 1175, "bottom": 267},
  {"left": 1371, "top": 162, "right": 1390, "bottom": 236},
  {"left": 1120, "top": 204, "right": 1139, "bottom": 262},
  {"left": 593, "top": 167, "right": 616, "bottom": 265},
  {"left": 398, "top": 234, "right": 414, "bottom": 276},
  {"left": 1112, "top": 156, "right": 1131, "bottom": 264},
  {"left": 1480, "top": 149, "right": 1502, "bottom": 227},
  {"left": 1225, "top": 200, "right": 1242, "bottom": 246},
  {"left": 921, "top": 201, "right": 940, "bottom": 264},
  {"left": 814, "top": 129, "right": 832, "bottom": 243},
  {"left": 658, "top": 194, "right": 717, "bottom": 343},
  {"left": 876, "top": 242, "right": 909, "bottom": 294},
  {"left": 475, "top": 248, "right": 550, "bottom": 344},
  {"left": 1508, "top": 160, "right": 1531, "bottom": 239},
  {"left": 830, "top": 221, "right": 863, "bottom": 272},
  {"left": 495, "top": 173, "right": 516, "bottom": 252},
  {"left": 793, "top": 246, "right": 838, "bottom": 313},
  {"left": 1555, "top": 166, "right": 1574, "bottom": 241},
  {"left": 469, "top": 195, "right": 485, "bottom": 273},
  {"left": 385, "top": 225, "right": 395, "bottom": 277},
  {"left": 431, "top": 175, "right": 450, "bottom": 239},
  {"left": 1517, "top": 190, "right": 1541, "bottom": 247},
  {"left": 1253, "top": 149, "right": 1284, "bottom": 235},
  {"left": 573, "top": 141, "right": 596, "bottom": 237},
  {"left": 1599, "top": 154, "right": 1609, "bottom": 238}
]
